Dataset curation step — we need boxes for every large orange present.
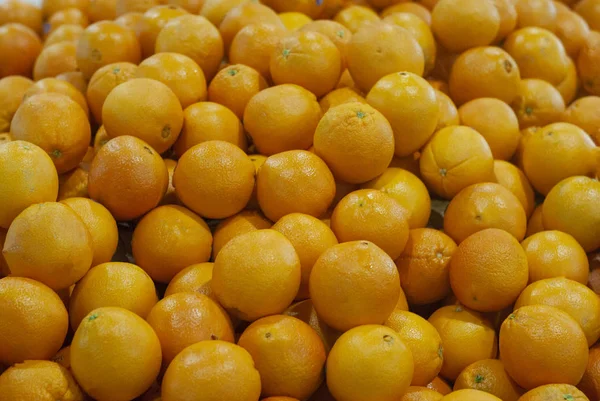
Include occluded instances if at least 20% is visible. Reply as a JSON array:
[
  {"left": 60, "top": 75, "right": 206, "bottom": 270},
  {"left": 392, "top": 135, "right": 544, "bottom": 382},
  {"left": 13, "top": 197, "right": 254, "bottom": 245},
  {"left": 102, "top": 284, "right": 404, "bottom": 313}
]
[
  {"left": 132, "top": 205, "right": 212, "bottom": 283},
  {"left": 212, "top": 229, "right": 301, "bottom": 321},
  {"left": 218, "top": 1, "right": 282, "bottom": 50},
  {"left": 0, "top": 23, "right": 42, "bottom": 78},
  {"left": 454, "top": 359, "right": 523, "bottom": 401},
  {"left": 173, "top": 140, "right": 255, "bottom": 219},
  {"left": 0, "top": 277, "right": 68, "bottom": 365},
  {"left": 562, "top": 96, "right": 600, "bottom": 145},
  {"left": 0, "top": 141, "right": 58, "bottom": 229},
  {"left": 327, "top": 325, "right": 414, "bottom": 401},
  {"left": 23, "top": 78, "right": 89, "bottom": 117},
  {"left": 33, "top": 41, "right": 78, "bottom": 80},
  {"left": 212, "top": 210, "right": 272, "bottom": 260},
  {"left": 229, "top": 23, "right": 286, "bottom": 81},
  {"left": 71, "top": 307, "right": 162, "bottom": 401},
  {"left": 238, "top": 315, "right": 326, "bottom": 399},
  {"left": 164, "top": 262, "right": 215, "bottom": 298},
  {"left": 0, "top": 0, "right": 43, "bottom": 34},
  {"left": 309, "top": 241, "right": 400, "bottom": 332},
  {"left": 500, "top": 305, "right": 588, "bottom": 390},
  {"left": 511, "top": 79, "right": 566, "bottom": 128},
  {"left": 428, "top": 305, "right": 498, "bottom": 381},
  {"left": 88, "top": 136, "right": 169, "bottom": 221},
  {"left": 0, "top": 76, "right": 32, "bottom": 133},
  {"left": 86, "top": 61, "right": 137, "bottom": 124},
  {"left": 137, "top": 5, "right": 188, "bottom": 59},
  {"left": 69, "top": 262, "right": 157, "bottom": 330},
  {"left": 519, "top": 384, "right": 590, "bottom": 401},
  {"left": 493, "top": 160, "right": 535, "bottom": 218},
  {"left": 579, "top": 344, "right": 600, "bottom": 400}
]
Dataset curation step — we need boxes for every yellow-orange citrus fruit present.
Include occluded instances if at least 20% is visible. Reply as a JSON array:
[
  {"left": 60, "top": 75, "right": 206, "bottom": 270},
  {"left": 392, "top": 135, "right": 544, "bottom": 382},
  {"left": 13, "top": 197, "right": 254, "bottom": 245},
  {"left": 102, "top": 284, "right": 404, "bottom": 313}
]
[
  {"left": 164, "top": 262, "right": 215, "bottom": 298},
  {"left": 453, "top": 359, "right": 523, "bottom": 401},
  {"left": 519, "top": 384, "right": 590, "bottom": 401},
  {"left": 493, "top": 160, "right": 535, "bottom": 218},
  {"left": 511, "top": 79, "right": 565, "bottom": 128},
  {"left": 212, "top": 211, "right": 272, "bottom": 260}
]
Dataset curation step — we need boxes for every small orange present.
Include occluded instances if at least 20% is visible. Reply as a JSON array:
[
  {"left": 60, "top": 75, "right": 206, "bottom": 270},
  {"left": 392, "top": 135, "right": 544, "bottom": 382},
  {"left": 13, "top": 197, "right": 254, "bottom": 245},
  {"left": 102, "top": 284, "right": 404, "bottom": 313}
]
[
  {"left": 86, "top": 62, "right": 137, "bottom": 124},
  {"left": 43, "top": 24, "right": 83, "bottom": 47},
  {"left": 88, "top": 0, "right": 117, "bottom": 22},
  {"left": 554, "top": 2, "right": 591, "bottom": 58},
  {"left": 419, "top": 126, "right": 495, "bottom": 199},
  {"left": 212, "top": 229, "right": 301, "bottom": 321},
  {"left": 400, "top": 387, "right": 443, "bottom": 401},
  {"left": 164, "top": 262, "right": 215, "bottom": 298},
  {"left": 88, "top": 136, "right": 168, "bottom": 221},
  {"left": 114, "top": 11, "right": 144, "bottom": 30},
  {"left": 579, "top": 344, "right": 600, "bottom": 400},
  {"left": 271, "top": 31, "right": 342, "bottom": 98},
  {"left": 174, "top": 140, "right": 255, "bottom": 219},
  {"left": 218, "top": 1, "right": 283, "bottom": 50},
  {"left": 513, "top": 0, "right": 557, "bottom": 31},
  {"left": 520, "top": 384, "right": 590, "bottom": 401},
  {"left": 24, "top": 78, "right": 89, "bottom": 117},
  {"left": 428, "top": 305, "right": 498, "bottom": 381},
  {"left": 46, "top": 8, "right": 89, "bottom": 34},
  {"left": 333, "top": 5, "right": 380, "bottom": 33},
  {"left": 244, "top": 84, "right": 322, "bottom": 156},
  {"left": 562, "top": 96, "right": 600, "bottom": 144},
  {"left": 238, "top": 315, "right": 327, "bottom": 399},
  {"left": 381, "top": 3, "right": 432, "bottom": 26},
  {"left": 299, "top": 20, "right": 352, "bottom": 68},
  {"left": 319, "top": 87, "right": 366, "bottom": 113},
  {"left": 493, "top": 160, "right": 535, "bottom": 218},
  {"left": 0, "top": 0, "right": 43, "bottom": 34},
  {"left": 161, "top": 341, "right": 261, "bottom": 401},
  {"left": 229, "top": 23, "right": 286, "bottom": 81},
  {"left": 147, "top": 292, "right": 234, "bottom": 363},
  {"left": 432, "top": 0, "right": 500, "bottom": 52},
  {"left": 441, "top": 389, "right": 502, "bottom": 400},
  {"left": 433, "top": 89, "right": 459, "bottom": 131},
  {"left": 327, "top": 325, "right": 414, "bottom": 401},
  {"left": 208, "top": 64, "right": 268, "bottom": 120},
  {"left": 0, "top": 277, "right": 68, "bottom": 365},
  {"left": 511, "top": 79, "right": 565, "bottom": 128},
  {"left": 449, "top": 46, "right": 521, "bottom": 105},
  {"left": 212, "top": 210, "right": 272, "bottom": 260},
  {"left": 137, "top": 5, "right": 188, "bottom": 59},
  {"left": 76, "top": 21, "right": 141, "bottom": 80},
  {"left": 0, "top": 76, "right": 32, "bottom": 133},
  {"left": 33, "top": 41, "right": 78, "bottom": 80},
  {"left": 310, "top": 241, "right": 400, "bottom": 332},
  {"left": 575, "top": 0, "right": 600, "bottom": 30},
  {"left": 454, "top": 359, "right": 523, "bottom": 401},
  {"left": 115, "top": 0, "right": 163, "bottom": 16},
  {"left": 577, "top": 32, "right": 600, "bottom": 96},
  {"left": 71, "top": 307, "right": 162, "bottom": 401},
  {"left": 526, "top": 204, "right": 545, "bottom": 238},
  {"left": 103, "top": 78, "right": 183, "bottom": 154},
  {"left": 500, "top": 305, "right": 588, "bottom": 390},
  {"left": 0, "top": 23, "right": 42, "bottom": 78}
]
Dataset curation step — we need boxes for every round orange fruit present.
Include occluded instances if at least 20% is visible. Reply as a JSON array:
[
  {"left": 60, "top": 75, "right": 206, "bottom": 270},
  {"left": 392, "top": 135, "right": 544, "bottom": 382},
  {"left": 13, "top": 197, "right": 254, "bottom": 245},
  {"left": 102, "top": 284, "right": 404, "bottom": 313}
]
[
  {"left": 23, "top": 77, "right": 89, "bottom": 117},
  {"left": 519, "top": 384, "right": 590, "bottom": 401},
  {"left": 212, "top": 211, "right": 272, "bottom": 260},
  {"left": 493, "top": 160, "right": 535, "bottom": 218},
  {"left": 137, "top": 5, "right": 188, "bottom": 59},
  {"left": 0, "top": 23, "right": 42, "bottom": 79},
  {"left": 562, "top": 96, "right": 600, "bottom": 144},
  {"left": 164, "top": 262, "right": 215, "bottom": 298},
  {"left": 86, "top": 61, "right": 137, "bottom": 125},
  {"left": 511, "top": 79, "right": 566, "bottom": 128},
  {"left": 453, "top": 359, "right": 523, "bottom": 401},
  {"left": 0, "top": 76, "right": 32, "bottom": 133}
]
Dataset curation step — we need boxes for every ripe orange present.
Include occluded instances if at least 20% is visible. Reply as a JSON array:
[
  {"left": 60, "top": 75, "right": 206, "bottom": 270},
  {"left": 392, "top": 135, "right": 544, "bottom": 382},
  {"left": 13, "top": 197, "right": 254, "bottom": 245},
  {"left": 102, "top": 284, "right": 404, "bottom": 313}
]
[
  {"left": 511, "top": 79, "right": 566, "bottom": 128},
  {"left": 0, "top": 76, "right": 32, "bottom": 133},
  {"left": 310, "top": 241, "right": 400, "bottom": 332},
  {"left": 0, "top": 277, "right": 68, "bottom": 365},
  {"left": 88, "top": 136, "right": 169, "bottom": 221},
  {"left": 218, "top": 1, "right": 283, "bottom": 50},
  {"left": 283, "top": 299, "right": 342, "bottom": 354},
  {"left": 278, "top": 11, "right": 312, "bottom": 30},
  {"left": 86, "top": 61, "right": 137, "bottom": 124},
  {"left": 299, "top": 20, "right": 352, "bottom": 67},
  {"left": 579, "top": 344, "right": 600, "bottom": 400},
  {"left": 520, "top": 384, "right": 590, "bottom": 401},
  {"left": 164, "top": 262, "right": 214, "bottom": 298},
  {"left": 0, "top": 0, "right": 43, "bottom": 34},
  {"left": 88, "top": 0, "right": 117, "bottom": 22},
  {"left": 454, "top": 359, "right": 523, "bottom": 401},
  {"left": 562, "top": 96, "right": 600, "bottom": 145},
  {"left": 383, "top": 13, "right": 436, "bottom": 75},
  {"left": 207, "top": 64, "right": 268, "bottom": 120},
  {"left": 576, "top": 0, "right": 600, "bottom": 30},
  {"left": 42, "top": 0, "right": 88, "bottom": 17},
  {"left": 71, "top": 307, "right": 162, "bottom": 401},
  {"left": 173, "top": 140, "right": 255, "bottom": 219},
  {"left": 578, "top": 32, "right": 600, "bottom": 95},
  {"left": 319, "top": 87, "right": 366, "bottom": 113},
  {"left": 244, "top": 84, "right": 322, "bottom": 156},
  {"left": 46, "top": 8, "right": 89, "bottom": 34},
  {"left": 493, "top": 160, "right": 535, "bottom": 218},
  {"left": 57, "top": 72, "right": 87, "bottom": 95},
  {"left": 43, "top": 23, "right": 83, "bottom": 47},
  {"left": 327, "top": 325, "right": 414, "bottom": 401},
  {"left": 333, "top": 5, "right": 380, "bottom": 33},
  {"left": 161, "top": 341, "right": 261, "bottom": 401},
  {"left": 513, "top": 0, "right": 557, "bottom": 31},
  {"left": 419, "top": 126, "right": 495, "bottom": 199},
  {"left": 212, "top": 210, "right": 272, "bottom": 259},
  {"left": 542, "top": 176, "right": 600, "bottom": 252},
  {"left": 24, "top": 78, "right": 89, "bottom": 117},
  {"left": 33, "top": 41, "right": 78, "bottom": 80},
  {"left": 557, "top": 57, "right": 581, "bottom": 105},
  {"left": 213, "top": 229, "right": 301, "bottom": 321},
  {"left": 0, "top": 23, "right": 42, "bottom": 78},
  {"left": 500, "top": 305, "right": 588, "bottom": 390},
  {"left": 76, "top": 21, "right": 141, "bottom": 80},
  {"left": 554, "top": 2, "right": 591, "bottom": 58},
  {"left": 137, "top": 5, "right": 188, "bottom": 59},
  {"left": 229, "top": 23, "right": 286, "bottom": 81},
  {"left": 381, "top": 4, "right": 432, "bottom": 26},
  {"left": 114, "top": 10, "right": 144, "bottom": 30}
]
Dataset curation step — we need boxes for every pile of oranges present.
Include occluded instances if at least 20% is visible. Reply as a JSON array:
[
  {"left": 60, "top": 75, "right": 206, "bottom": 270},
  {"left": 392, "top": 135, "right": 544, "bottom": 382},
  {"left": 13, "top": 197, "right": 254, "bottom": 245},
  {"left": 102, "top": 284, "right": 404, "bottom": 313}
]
[{"left": 1, "top": 0, "right": 600, "bottom": 400}]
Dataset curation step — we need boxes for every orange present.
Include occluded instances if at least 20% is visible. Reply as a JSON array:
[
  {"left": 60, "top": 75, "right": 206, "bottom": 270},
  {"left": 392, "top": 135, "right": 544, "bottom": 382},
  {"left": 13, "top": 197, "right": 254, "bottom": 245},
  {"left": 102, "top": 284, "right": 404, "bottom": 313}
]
[
  {"left": 381, "top": 3, "right": 433, "bottom": 26},
  {"left": 333, "top": 5, "right": 380, "bottom": 33},
  {"left": 244, "top": 84, "right": 322, "bottom": 156},
  {"left": 554, "top": 2, "right": 591, "bottom": 58},
  {"left": 0, "top": 141, "right": 58, "bottom": 229},
  {"left": 428, "top": 377, "right": 452, "bottom": 395},
  {"left": 331, "top": 189, "right": 409, "bottom": 259},
  {"left": 160, "top": 158, "right": 177, "bottom": 205},
  {"left": 46, "top": 8, "right": 89, "bottom": 34},
  {"left": 444, "top": 183, "right": 527, "bottom": 244},
  {"left": 161, "top": 341, "right": 261, "bottom": 401},
  {"left": 167, "top": 0, "right": 202, "bottom": 13},
  {"left": 164, "top": 262, "right": 215, "bottom": 298},
  {"left": 212, "top": 210, "right": 272, "bottom": 259},
  {"left": 33, "top": 41, "right": 78, "bottom": 81},
  {"left": 347, "top": 22, "right": 424, "bottom": 93},
  {"left": 213, "top": 229, "right": 301, "bottom": 321},
  {"left": 114, "top": 10, "right": 144, "bottom": 30},
  {"left": 0, "top": 277, "right": 68, "bottom": 365},
  {"left": 522, "top": 122, "right": 597, "bottom": 195},
  {"left": 299, "top": 20, "right": 352, "bottom": 68},
  {"left": 576, "top": 0, "right": 600, "bottom": 30},
  {"left": 229, "top": 23, "right": 287, "bottom": 81},
  {"left": 173, "top": 140, "right": 255, "bottom": 219},
  {"left": 441, "top": 389, "right": 502, "bottom": 400},
  {"left": 76, "top": 21, "right": 141, "bottom": 80},
  {"left": 283, "top": 299, "right": 342, "bottom": 354},
  {"left": 520, "top": 384, "right": 590, "bottom": 401},
  {"left": 556, "top": 58, "right": 579, "bottom": 105},
  {"left": 86, "top": 62, "right": 137, "bottom": 125},
  {"left": 493, "top": 0, "right": 519, "bottom": 42},
  {"left": 515, "top": 277, "right": 600, "bottom": 346},
  {"left": 385, "top": 310, "right": 443, "bottom": 386},
  {"left": 0, "top": 23, "right": 42, "bottom": 78},
  {"left": 433, "top": 89, "right": 459, "bottom": 131},
  {"left": 42, "top": 0, "right": 88, "bottom": 17},
  {"left": 137, "top": 5, "right": 188, "bottom": 59},
  {"left": 0, "top": 0, "right": 43, "bottom": 34},
  {"left": 493, "top": 161, "right": 535, "bottom": 218},
  {"left": 521, "top": 230, "right": 589, "bottom": 284},
  {"left": 273, "top": 213, "right": 338, "bottom": 300},
  {"left": 432, "top": 0, "right": 500, "bottom": 52},
  {"left": 71, "top": 307, "right": 162, "bottom": 401},
  {"left": 579, "top": 344, "right": 600, "bottom": 400},
  {"left": 199, "top": 0, "right": 247, "bottom": 25},
  {"left": 132, "top": 205, "right": 212, "bottom": 283},
  {"left": 428, "top": 305, "right": 498, "bottom": 381},
  {"left": 103, "top": 78, "right": 183, "bottom": 154},
  {"left": 147, "top": 292, "right": 234, "bottom": 363},
  {"left": 454, "top": 359, "right": 523, "bottom": 401},
  {"left": 514, "top": 0, "right": 557, "bottom": 31},
  {"left": 319, "top": 87, "right": 366, "bottom": 113},
  {"left": 88, "top": 136, "right": 168, "bottom": 221},
  {"left": 562, "top": 96, "right": 600, "bottom": 144},
  {"left": 218, "top": 1, "right": 283, "bottom": 50},
  {"left": 207, "top": 64, "right": 268, "bottom": 120},
  {"left": 511, "top": 79, "right": 566, "bottom": 128},
  {"left": 309, "top": 241, "right": 400, "bottom": 332},
  {"left": 526, "top": 204, "right": 545, "bottom": 238},
  {"left": 458, "top": 98, "right": 520, "bottom": 161},
  {"left": 419, "top": 126, "right": 495, "bottom": 199},
  {"left": 396, "top": 228, "right": 456, "bottom": 305},
  {"left": 115, "top": 0, "right": 164, "bottom": 16},
  {"left": 257, "top": 150, "right": 335, "bottom": 221},
  {"left": 449, "top": 46, "right": 521, "bottom": 105},
  {"left": 43, "top": 24, "right": 84, "bottom": 47},
  {"left": 238, "top": 315, "right": 327, "bottom": 399},
  {"left": 174, "top": 102, "right": 245, "bottom": 158},
  {"left": 278, "top": 12, "right": 313, "bottom": 32},
  {"left": 137, "top": 52, "right": 206, "bottom": 109},
  {"left": 271, "top": 31, "right": 342, "bottom": 98},
  {"left": 327, "top": 325, "right": 413, "bottom": 401},
  {"left": 500, "top": 305, "right": 588, "bottom": 390},
  {"left": 24, "top": 77, "right": 89, "bottom": 117},
  {"left": 0, "top": 360, "right": 83, "bottom": 401},
  {"left": 60, "top": 197, "right": 117, "bottom": 266},
  {"left": 0, "top": 76, "right": 32, "bottom": 133},
  {"left": 88, "top": 0, "right": 117, "bottom": 22},
  {"left": 400, "top": 387, "right": 443, "bottom": 401},
  {"left": 69, "top": 262, "right": 157, "bottom": 330},
  {"left": 58, "top": 163, "right": 90, "bottom": 201},
  {"left": 577, "top": 32, "right": 600, "bottom": 96}
]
